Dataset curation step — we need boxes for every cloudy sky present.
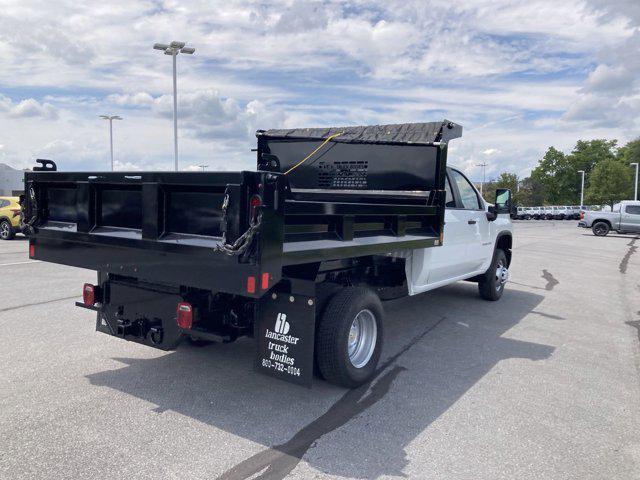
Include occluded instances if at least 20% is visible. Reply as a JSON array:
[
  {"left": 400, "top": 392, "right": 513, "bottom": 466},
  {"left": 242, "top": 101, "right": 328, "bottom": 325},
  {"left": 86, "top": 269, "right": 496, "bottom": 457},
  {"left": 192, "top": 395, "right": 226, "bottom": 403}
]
[{"left": 0, "top": 0, "right": 638, "bottom": 180}]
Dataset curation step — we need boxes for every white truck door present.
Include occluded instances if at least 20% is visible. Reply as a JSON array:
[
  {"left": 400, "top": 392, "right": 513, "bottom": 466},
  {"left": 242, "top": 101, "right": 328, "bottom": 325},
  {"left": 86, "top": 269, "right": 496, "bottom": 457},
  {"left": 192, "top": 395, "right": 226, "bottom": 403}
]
[
  {"left": 409, "top": 172, "right": 474, "bottom": 291},
  {"left": 449, "top": 168, "right": 491, "bottom": 272},
  {"left": 621, "top": 204, "right": 640, "bottom": 232}
]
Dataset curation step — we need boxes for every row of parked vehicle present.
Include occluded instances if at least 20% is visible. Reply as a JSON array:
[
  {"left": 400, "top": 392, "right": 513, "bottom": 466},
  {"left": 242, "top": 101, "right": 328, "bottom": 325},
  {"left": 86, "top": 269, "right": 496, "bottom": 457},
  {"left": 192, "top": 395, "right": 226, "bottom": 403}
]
[{"left": 513, "top": 205, "right": 587, "bottom": 220}]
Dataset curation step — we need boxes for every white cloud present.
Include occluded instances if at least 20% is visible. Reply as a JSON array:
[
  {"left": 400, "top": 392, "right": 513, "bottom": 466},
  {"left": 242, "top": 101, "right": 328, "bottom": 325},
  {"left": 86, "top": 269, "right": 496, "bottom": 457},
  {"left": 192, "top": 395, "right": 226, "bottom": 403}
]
[
  {"left": 113, "top": 160, "right": 142, "bottom": 171},
  {"left": 0, "top": 0, "right": 639, "bottom": 179},
  {"left": 583, "top": 65, "right": 636, "bottom": 95},
  {"left": 106, "top": 89, "right": 288, "bottom": 142},
  {"left": 559, "top": 3, "right": 640, "bottom": 129},
  {"left": 0, "top": 95, "right": 58, "bottom": 120},
  {"left": 107, "top": 92, "right": 155, "bottom": 107}
]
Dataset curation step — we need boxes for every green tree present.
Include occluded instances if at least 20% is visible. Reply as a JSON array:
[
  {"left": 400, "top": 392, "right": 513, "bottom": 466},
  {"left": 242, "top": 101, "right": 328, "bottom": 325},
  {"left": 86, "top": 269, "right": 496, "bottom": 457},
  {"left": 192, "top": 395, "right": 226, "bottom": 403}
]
[
  {"left": 619, "top": 138, "right": 640, "bottom": 199},
  {"left": 585, "top": 158, "right": 633, "bottom": 207},
  {"left": 517, "top": 176, "right": 545, "bottom": 206},
  {"left": 480, "top": 173, "right": 520, "bottom": 205},
  {"left": 480, "top": 179, "right": 497, "bottom": 203},
  {"left": 569, "top": 139, "right": 617, "bottom": 171},
  {"left": 530, "top": 147, "right": 568, "bottom": 204},
  {"left": 618, "top": 137, "right": 640, "bottom": 169},
  {"left": 568, "top": 139, "right": 618, "bottom": 203},
  {"left": 530, "top": 140, "right": 618, "bottom": 205}
]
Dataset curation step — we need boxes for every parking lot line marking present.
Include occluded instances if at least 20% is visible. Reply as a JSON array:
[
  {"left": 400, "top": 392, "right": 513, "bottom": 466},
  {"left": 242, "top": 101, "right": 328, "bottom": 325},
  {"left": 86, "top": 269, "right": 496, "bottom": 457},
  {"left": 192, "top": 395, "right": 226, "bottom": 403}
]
[
  {"left": 0, "top": 295, "right": 79, "bottom": 314},
  {"left": 0, "top": 260, "right": 41, "bottom": 266}
]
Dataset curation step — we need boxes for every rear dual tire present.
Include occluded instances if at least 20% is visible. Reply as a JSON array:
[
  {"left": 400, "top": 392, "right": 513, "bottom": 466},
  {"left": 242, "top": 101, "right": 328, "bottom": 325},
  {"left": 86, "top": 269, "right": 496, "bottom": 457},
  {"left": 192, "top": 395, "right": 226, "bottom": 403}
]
[{"left": 315, "top": 287, "right": 383, "bottom": 388}]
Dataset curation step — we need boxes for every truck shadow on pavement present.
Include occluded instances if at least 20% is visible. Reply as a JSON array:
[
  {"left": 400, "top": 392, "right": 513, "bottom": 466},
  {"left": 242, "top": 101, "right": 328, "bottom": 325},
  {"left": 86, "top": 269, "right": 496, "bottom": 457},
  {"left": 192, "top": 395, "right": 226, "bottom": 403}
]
[{"left": 86, "top": 283, "right": 553, "bottom": 479}]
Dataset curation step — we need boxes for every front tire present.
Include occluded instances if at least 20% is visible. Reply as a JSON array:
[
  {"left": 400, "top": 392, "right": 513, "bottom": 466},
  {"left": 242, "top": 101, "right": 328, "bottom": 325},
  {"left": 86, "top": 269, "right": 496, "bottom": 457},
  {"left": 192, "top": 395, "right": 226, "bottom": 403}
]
[
  {"left": 0, "top": 220, "right": 14, "bottom": 240},
  {"left": 478, "top": 249, "right": 508, "bottom": 301},
  {"left": 315, "top": 287, "right": 383, "bottom": 388},
  {"left": 592, "top": 222, "right": 610, "bottom": 236}
]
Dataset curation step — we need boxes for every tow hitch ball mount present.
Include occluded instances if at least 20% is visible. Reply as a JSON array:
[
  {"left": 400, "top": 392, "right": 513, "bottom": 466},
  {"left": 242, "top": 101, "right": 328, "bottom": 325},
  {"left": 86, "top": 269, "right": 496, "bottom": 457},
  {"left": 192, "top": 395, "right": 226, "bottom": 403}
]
[{"left": 115, "top": 317, "right": 164, "bottom": 344}]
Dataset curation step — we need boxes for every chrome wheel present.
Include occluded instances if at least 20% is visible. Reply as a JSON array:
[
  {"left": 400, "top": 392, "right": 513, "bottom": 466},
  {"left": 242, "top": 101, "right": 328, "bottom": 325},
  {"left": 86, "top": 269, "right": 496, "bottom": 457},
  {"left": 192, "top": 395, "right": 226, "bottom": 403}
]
[
  {"left": 495, "top": 260, "right": 509, "bottom": 292},
  {"left": 347, "top": 309, "right": 377, "bottom": 369},
  {"left": 0, "top": 222, "right": 10, "bottom": 239}
]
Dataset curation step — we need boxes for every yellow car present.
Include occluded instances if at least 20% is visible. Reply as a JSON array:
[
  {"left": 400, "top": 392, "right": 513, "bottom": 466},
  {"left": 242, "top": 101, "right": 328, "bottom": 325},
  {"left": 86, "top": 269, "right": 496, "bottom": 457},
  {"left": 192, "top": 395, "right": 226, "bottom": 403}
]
[{"left": 0, "top": 196, "right": 23, "bottom": 240}]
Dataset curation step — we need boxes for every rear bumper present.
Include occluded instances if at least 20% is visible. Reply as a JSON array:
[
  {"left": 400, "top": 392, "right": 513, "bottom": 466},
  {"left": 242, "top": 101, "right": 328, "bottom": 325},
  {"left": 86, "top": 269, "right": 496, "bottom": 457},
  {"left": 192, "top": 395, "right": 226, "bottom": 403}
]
[
  {"left": 577, "top": 221, "right": 588, "bottom": 228},
  {"left": 80, "top": 280, "right": 186, "bottom": 350},
  {"left": 79, "top": 275, "right": 318, "bottom": 386}
]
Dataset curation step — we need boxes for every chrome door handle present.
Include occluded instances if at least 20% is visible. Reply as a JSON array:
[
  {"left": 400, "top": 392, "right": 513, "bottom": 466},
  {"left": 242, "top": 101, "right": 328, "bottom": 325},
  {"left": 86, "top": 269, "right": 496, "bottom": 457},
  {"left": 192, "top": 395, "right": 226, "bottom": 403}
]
[{"left": 468, "top": 220, "right": 477, "bottom": 225}]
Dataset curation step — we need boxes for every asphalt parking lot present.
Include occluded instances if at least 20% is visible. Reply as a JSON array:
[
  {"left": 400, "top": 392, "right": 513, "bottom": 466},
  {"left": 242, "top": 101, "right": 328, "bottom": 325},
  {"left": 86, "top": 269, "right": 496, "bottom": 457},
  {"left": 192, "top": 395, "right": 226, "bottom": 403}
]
[{"left": 1, "top": 222, "right": 639, "bottom": 480}]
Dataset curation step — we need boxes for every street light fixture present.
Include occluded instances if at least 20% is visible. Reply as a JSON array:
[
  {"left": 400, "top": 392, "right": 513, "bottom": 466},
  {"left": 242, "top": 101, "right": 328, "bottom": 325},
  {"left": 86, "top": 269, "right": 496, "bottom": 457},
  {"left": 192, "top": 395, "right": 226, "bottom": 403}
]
[
  {"left": 578, "top": 170, "right": 585, "bottom": 207},
  {"left": 630, "top": 163, "right": 639, "bottom": 201},
  {"left": 476, "top": 162, "right": 487, "bottom": 196},
  {"left": 99, "top": 115, "right": 122, "bottom": 171},
  {"left": 153, "top": 41, "right": 195, "bottom": 171}
]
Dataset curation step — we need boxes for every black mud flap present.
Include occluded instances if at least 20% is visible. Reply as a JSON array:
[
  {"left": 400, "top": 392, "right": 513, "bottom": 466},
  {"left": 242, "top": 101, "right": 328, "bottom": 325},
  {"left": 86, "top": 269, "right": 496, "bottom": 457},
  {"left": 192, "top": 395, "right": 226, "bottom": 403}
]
[{"left": 256, "top": 291, "right": 316, "bottom": 387}]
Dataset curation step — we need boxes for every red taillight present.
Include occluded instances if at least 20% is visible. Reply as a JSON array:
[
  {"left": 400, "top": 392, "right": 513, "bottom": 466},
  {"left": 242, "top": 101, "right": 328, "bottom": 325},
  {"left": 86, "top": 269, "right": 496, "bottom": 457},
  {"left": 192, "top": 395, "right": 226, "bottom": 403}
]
[
  {"left": 83, "top": 283, "right": 96, "bottom": 306},
  {"left": 261, "top": 272, "right": 269, "bottom": 290},
  {"left": 249, "top": 195, "right": 262, "bottom": 221},
  {"left": 250, "top": 195, "right": 262, "bottom": 209},
  {"left": 176, "top": 302, "right": 193, "bottom": 329},
  {"left": 247, "top": 276, "right": 256, "bottom": 294},
  {"left": 580, "top": 211, "right": 584, "bottom": 219},
  {"left": 11, "top": 208, "right": 21, "bottom": 218},
  {"left": 29, "top": 244, "right": 35, "bottom": 258}
]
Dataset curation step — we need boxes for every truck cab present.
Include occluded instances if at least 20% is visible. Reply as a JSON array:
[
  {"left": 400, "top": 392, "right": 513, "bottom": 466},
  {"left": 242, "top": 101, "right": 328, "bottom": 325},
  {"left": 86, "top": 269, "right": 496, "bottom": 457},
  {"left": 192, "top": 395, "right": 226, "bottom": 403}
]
[{"left": 407, "top": 167, "right": 512, "bottom": 296}]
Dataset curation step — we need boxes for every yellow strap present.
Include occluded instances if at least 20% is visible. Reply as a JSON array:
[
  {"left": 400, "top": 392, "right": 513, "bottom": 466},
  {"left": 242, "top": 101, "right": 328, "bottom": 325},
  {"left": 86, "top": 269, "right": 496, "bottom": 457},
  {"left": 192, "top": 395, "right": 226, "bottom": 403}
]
[{"left": 283, "top": 132, "right": 343, "bottom": 175}]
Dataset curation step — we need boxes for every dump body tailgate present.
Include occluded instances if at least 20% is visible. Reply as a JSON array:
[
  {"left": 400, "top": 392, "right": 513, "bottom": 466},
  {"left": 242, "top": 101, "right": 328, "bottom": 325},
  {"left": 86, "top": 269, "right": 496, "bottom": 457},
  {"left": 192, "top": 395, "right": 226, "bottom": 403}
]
[{"left": 24, "top": 169, "right": 285, "bottom": 297}]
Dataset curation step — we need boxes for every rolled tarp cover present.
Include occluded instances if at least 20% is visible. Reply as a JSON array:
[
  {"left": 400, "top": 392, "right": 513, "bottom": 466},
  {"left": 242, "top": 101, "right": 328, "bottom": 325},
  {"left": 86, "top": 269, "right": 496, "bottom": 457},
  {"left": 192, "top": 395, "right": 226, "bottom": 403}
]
[{"left": 258, "top": 119, "right": 462, "bottom": 145}]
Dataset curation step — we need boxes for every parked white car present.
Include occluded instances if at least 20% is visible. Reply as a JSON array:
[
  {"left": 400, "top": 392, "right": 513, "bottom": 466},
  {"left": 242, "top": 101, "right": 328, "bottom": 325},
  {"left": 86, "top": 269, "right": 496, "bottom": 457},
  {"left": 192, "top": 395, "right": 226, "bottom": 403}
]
[
  {"left": 554, "top": 206, "right": 571, "bottom": 220},
  {"left": 531, "top": 206, "right": 543, "bottom": 219}
]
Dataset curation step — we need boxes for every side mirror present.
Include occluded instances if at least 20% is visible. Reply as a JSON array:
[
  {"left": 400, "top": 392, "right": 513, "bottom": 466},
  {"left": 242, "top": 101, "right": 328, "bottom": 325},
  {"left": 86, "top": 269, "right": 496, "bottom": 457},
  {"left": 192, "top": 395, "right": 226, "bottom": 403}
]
[
  {"left": 495, "top": 188, "right": 512, "bottom": 214},
  {"left": 486, "top": 188, "right": 512, "bottom": 222},
  {"left": 486, "top": 205, "right": 498, "bottom": 221}
]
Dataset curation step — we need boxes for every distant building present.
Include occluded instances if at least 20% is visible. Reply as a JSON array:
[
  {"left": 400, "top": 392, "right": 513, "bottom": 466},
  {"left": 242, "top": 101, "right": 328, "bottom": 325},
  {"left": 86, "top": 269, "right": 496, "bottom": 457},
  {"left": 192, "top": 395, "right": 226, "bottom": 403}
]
[{"left": 0, "top": 164, "right": 25, "bottom": 196}]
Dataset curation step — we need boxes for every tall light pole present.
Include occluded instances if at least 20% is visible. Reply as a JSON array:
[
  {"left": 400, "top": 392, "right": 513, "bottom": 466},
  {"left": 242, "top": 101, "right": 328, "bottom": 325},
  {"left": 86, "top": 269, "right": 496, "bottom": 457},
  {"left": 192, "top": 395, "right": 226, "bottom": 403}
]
[
  {"left": 153, "top": 41, "right": 195, "bottom": 171},
  {"left": 578, "top": 170, "right": 585, "bottom": 207},
  {"left": 99, "top": 115, "right": 122, "bottom": 171},
  {"left": 631, "top": 162, "right": 639, "bottom": 201},
  {"left": 476, "top": 162, "right": 487, "bottom": 196}
]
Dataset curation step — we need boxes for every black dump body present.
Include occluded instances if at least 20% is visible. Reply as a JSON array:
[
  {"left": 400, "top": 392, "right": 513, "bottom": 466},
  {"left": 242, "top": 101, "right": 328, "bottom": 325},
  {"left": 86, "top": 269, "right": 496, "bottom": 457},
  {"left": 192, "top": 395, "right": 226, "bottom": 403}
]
[
  {"left": 23, "top": 120, "right": 460, "bottom": 385},
  {"left": 24, "top": 120, "right": 460, "bottom": 298}
]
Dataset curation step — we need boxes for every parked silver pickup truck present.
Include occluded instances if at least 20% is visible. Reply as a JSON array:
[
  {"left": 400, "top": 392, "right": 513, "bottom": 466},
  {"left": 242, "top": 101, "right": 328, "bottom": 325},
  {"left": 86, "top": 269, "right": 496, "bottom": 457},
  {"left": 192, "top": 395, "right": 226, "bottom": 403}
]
[{"left": 578, "top": 201, "right": 640, "bottom": 236}]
